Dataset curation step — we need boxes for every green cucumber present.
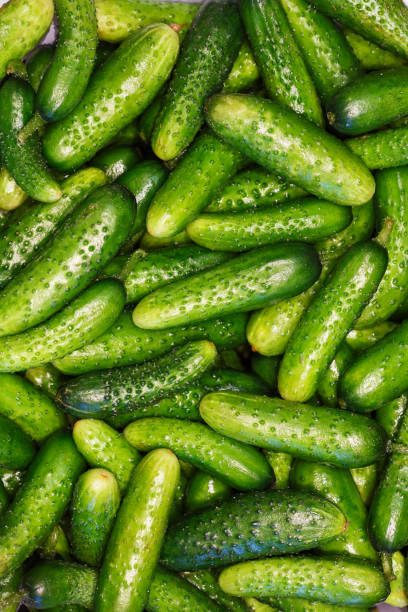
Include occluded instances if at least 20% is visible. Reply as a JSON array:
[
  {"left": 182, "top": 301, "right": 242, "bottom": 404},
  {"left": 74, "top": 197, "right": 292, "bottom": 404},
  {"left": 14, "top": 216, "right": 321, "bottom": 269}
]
[
  {"left": 383, "top": 551, "right": 408, "bottom": 607},
  {"left": 0, "top": 482, "right": 7, "bottom": 514},
  {"left": 0, "top": 167, "right": 28, "bottom": 211},
  {"left": 0, "top": 184, "right": 134, "bottom": 337},
  {"left": 200, "top": 391, "right": 386, "bottom": 468},
  {"left": 147, "top": 131, "right": 246, "bottom": 238},
  {"left": 92, "top": 145, "right": 140, "bottom": 182},
  {"left": 37, "top": 0, "right": 97, "bottom": 122},
  {"left": 291, "top": 459, "right": 377, "bottom": 560},
  {"left": 0, "top": 78, "right": 61, "bottom": 203},
  {"left": 0, "top": 431, "right": 85, "bottom": 577},
  {"left": 251, "top": 354, "right": 279, "bottom": 390},
  {"left": 99, "top": 255, "right": 127, "bottom": 278},
  {"left": 40, "top": 524, "right": 70, "bottom": 561},
  {"left": 187, "top": 199, "right": 352, "bottom": 251},
  {"left": 377, "top": 395, "right": 408, "bottom": 439},
  {"left": 246, "top": 599, "right": 277, "bottom": 612},
  {"left": 0, "top": 373, "right": 64, "bottom": 442},
  {"left": 206, "top": 94, "right": 375, "bottom": 207},
  {"left": 0, "top": 415, "right": 35, "bottom": 470},
  {"left": 140, "top": 229, "right": 191, "bottom": 250},
  {"left": 73, "top": 419, "right": 141, "bottom": 493},
  {"left": 351, "top": 464, "right": 378, "bottom": 507},
  {"left": 344, "top": 29, "right": 406, "bottom": 70},
  {"left": 317, "top": 343, "right": 354, "bottom": 407},
  {"left": 152, "top": 3, "right": 243, "bottom": 161},
  {"left": 269, "top": 595, "right": 370, "bottom": 611},
  {"left": 185, "top": 471, "right": 231, "bottom": 513},
  {"left": 0, "top": 567, "right": 23, "bottom": 611},
  {"left": 346, "top": 321, "right": 396, "bottom": 353},
  {"left": 133, "top": 243, "right": 321, "bottom": 330},
  {"left": 220, "top": 349, "right": 245, "bottom": 371},
  {"left": 25, "top": 364, "right": 66, "bottom": 399},
  {"left": 96, "top": 449, "right": 179, "bottom": 612},
  {"left": 138, "top": 97, "right": 162, "bottom": 145},
  {"left": 0, "top": 469, "right": 25, "bottom": 498},
  {"left": 239, "top": 0, "right": 323, "bottom": 125},
  {"left": 43, "top": 24, "right": 179, "bottom": 171},
  {"left": 223, "top": 40, "right": 260, "bottom": 93},
  {"left": 264, "top": 451, "right": 292, "bottom": 488},
  {"left": 347, "top": 124, "right": 408, "bottom": 170},
  {"left": 26, "top": 45, "right": 54, "bottom": 92},
  {"left": 0, "top": 211, "right": 9, "bottom": 233},
  {"left": 125, "top": 417, "right": 273, "bottom": 491},
  {"left": 108, "top": 119, "right": 139, "bottom": 147},
  {"left": 161, "top": 489, "right": 345, "bottom": 570},
  {"left": 70, "top": 468, "right": 120, "bottom": 566},
  {"left": 181, "top": 570, "right": 248, "bottom": 612}
]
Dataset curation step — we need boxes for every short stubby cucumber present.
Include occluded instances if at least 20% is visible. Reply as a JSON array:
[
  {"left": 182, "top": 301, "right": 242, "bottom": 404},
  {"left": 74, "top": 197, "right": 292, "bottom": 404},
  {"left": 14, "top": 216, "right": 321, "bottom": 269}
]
[
  {"left": 344, "top": 29, "right": 406, "bottom": 70},
  {"left": 132, "top": 243, "right": 321, "bottom": 330},
  {"left": 0, "top": 415, "right": 35, "bottom": 470},
  {"left": 346, "top": 125, "right": 408, "bottom": 170},
  {"left": 222, "top": 40, "right": 260, "bottom": 94},
  {"left": 200, "top": 392, "right": 386, "bottom": 468},
  {"left": 92, "top": 145, "right": 140, "bottom": 183},
  {"left": 205, "top": 94, "right": 375, "bottom": 207}
]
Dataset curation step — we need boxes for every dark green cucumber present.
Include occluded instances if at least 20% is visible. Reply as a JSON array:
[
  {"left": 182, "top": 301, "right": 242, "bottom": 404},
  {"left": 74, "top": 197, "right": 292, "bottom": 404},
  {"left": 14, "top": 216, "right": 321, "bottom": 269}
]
[
  {"left": 152, "top": 2, "right": 243, "bottom": 161},
  {"left": 346, "top": 321, "right": 396, "bottom": 353},
  {"left": 26, "top": 45, "right": 54, "bottom": 92},
  {"left": 200, "top": 391, "right": 386, "bottom": 468},
  {"left": 161, "top": 489, "right": 345, "bottom": 570},
  {"left": 96, "top": 449, "right": 179, "bottom": 612},
  {"left": 0, "top": 415, "right": 34, "bottom": 470},
  {"left": 351, "top": 464, "right": 378, "bottom": 507},
  {"left": 0, "top": 78, "right": 61, "bottom": 203},
  {"left": 251, "top": 354, "right": 279, "bottom": 390},
  {"left": 0, "top": 482, "right": 7, "bottom": 514},
  {"left": 0, "top": 373, "right": 64, "bottom": 442},
  {"left": 43, "top": 24, "right": 179, "bottom": 171},
  {"left": 0, "top": 184, "right": 134, "bottom": 337},
  {"left": 187, "top": 199, "right": 352, "bottom": 251},
  {"left": 239, "top": 0, "right": 323, "bottom": 125},
  {"left": 343, "top": 29, "right": 406, "bottom": 70},
  {"left": 138, "top": 97, "right": 162, "bottom": 145},
  {"left": 124, "top": 417, "right": 273, "bottom": 491},
  {"left": 205, "top": 94, "right": 375, "bottom": 207},
  {"left": 108, "top": 119, "right": 139, "bottom": 147},
  {"left": 73, "top": 419, "right": 141, "bottom": 493},
  {"left": 37, "top": 0, "right": 97, "bottom": 122},
  {"left": 223, "top": 40, "right": 260, "bottom": 93},
  {"left": 40, "top": 524, "right": 70, "bottom": 561},
  {"left": 25, "top": 364, "right": 67, "bottom": 399},
  {"left": 92, "top": 145, "right": 140, "bottom": 182},
  {"left": 0, "top": 431, "right": 85, "bottom": 577},
  {"left": 99, "top": 255, "right": 127, "bottom": 278},
  {"left": 218, "top": 556, "right": 389, "bottom": 606},
  {"left": 181, "top": 570, "right": 248, "bottom": 612},
  {"left": 133, "top": 243, "right": 321, "bottom": 330},
  {"left": 346, "top": 125, "right": 408, "bottom": 170},
  {"left": 264, "top": 451, "right": 292, "bottom": 488},
  {"left": 376, "top": 395, "right": 408, "bottom": 439},
  {"left": 219, "top": 349, "right": 245, "bottom": 372},
  {"left": 147, "top": 131, "right": 246, "bottom": 238},
  {"left": 317, "top": 343, "right": 354, "bottom": 407},
  {"left": 185, "top": 471, "right": 231, "bottom": 513}
]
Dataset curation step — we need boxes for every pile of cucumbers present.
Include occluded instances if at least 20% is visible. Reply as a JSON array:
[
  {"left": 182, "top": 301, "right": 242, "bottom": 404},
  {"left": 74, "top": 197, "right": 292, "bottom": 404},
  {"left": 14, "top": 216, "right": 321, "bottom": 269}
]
[{"left": 2, "top": 0, "right": 408, "bottom": 610}]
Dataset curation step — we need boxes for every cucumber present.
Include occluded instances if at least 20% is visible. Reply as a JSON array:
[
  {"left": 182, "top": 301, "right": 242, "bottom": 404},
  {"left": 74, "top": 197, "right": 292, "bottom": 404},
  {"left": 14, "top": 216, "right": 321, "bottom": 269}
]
[
  {"left": 264, "top": 451, "right": 292, "bottom": 488},
  {"left": 0, "top": 0, "right": 54, "bottom": 80},
  {"left": 223, "top": 40, "right": 260, "bottom": 93},
  {"left": 280, "top": 0, "right": 362, "bottom": 104},
  {"left": 37, "top": 0, "right": 97, "bottom": 122},
  {"left": 383, "top": 551, "right": 408, "bottom": 607},
  {"left": 351, "top": 464, "right": 378, "bottom": 507},
  {"left": 96, "top": 449, "right": 179, "bottom": 612},
  {"left": 218, "top": 556, "right": 389, "bottom": 605},
  {"left": 140, "top": 229, "right": 191, "bottom": 250},
  {"left": 92, "top": 145, "right": 140, "bottom": 182},
  {"left": 317, "top": 343, "right": 354, "bottom": 407},
  {"left": 133, "top": 243, "right": 321, "bottom": 330},
  {"left": 251, "top": 354, "right": 278, "bottom": 390},
  {"left": 43, "top": 24, "right": 179, "bottom": 171},
  {"left": 161, "top": 489, "right": 345, "bottom": 570},
  {"left": 181, "top": 570, "right": 248, "bottom": 612},
  {"left": 239, "top": 0, "right": 323, "bottom": 125},
  {"left": 40, "top": 524, "right": 70, "bottom": 561},
  {"left": 25, "top": 364, "right": 66, "bottom": 399},
  {"left": 346, "top": 321, "right": 396, "bottom": 353},
  {"left": 291, "top": 460, "right": 377, "bottom": 560},
  {"left": 247, "top": 599, "right": 277, "bottom": 612},
  {"left": 220, "top": 349, "right": 245, "bottom": 372},
  {"left": 0, "top": 431, "right": 85, "bottom": 577},
  {"left": 147, "top": 131, "right": 246, "bottom": 238},
  {"left": 377, "top": 395, "right": 408, "bottom": 439},
  {"left": 0, "top": 78, "right": 61, "bottom": 203},
  {"left": 0, "top": 373, "right": 64, "bottom": 442},
  {"left": 26, "top": 45, "right": 54, "bottom": 92},
  {"left": 205, "top": 94, "right": 375, "bottom": 207},
  {"left": 347, "top": 125, "right": 408, "bottom": 170},
  {"left": 0, "top": 184, "right": 134, "bottom": 337},
  {"left": 73, "top": 419, "right": 141, "bottom": 493},
  {"left": 108, "top": 119, "right": 139, "bottom": 147},
  {"left": 0, "top": 279, "right": 125, "bottom": 372},
  {"left": 70, "top": 468, "right": 120, "bottom": 566},
  {"left": 99, "top": 255, "right": 127, "bottom": 278},
  {"left": 344, "top": 29, "right": 406, "bottom": 70},
  {"left": 0, "top": 469, "right": 25, "bottom": 498},
  {"left": 187, "top": 199, "right": 352, "bottom": 251},
  {"left": 185, "top": 471, "right": 231, "bottom": 513},
  {"left": 0, "top": 482, "right": 7, "bottom": 514},
  {"left": 269, "top": 596, "right": 372, "bottom": 612},
  {"left": 0, "top": 167, "right": 28, "bottom": 211},
  {"left": 0, "top": 415, "right": 35, "bottom": 470},
  {"left": 0, "top": 567, "right": 23, "bottom": 611},
  {"left": 139, "top": 97, "right": 162, "bottom": 145},
  {"left": 200, "top": 391, "right": 386, "bottom": 468}
]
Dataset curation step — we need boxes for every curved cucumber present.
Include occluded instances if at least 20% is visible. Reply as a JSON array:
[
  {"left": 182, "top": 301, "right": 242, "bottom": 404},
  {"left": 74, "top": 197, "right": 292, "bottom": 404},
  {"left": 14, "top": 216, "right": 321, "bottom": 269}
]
[
  {"left": 200, "top": 391, "right": 386, "bottom": 468},
  {"left": 206, "top": 94, "right": 375, "bottom": 207},
  {"left": 317, "top": 343, "right": 354, "bottom": 407},
  {"left": 185, "top": 471, "right": 231, "bottom": 513},
  {"left": 0, "top": 415, "right": 35, "bottom": 470},
  {"left": 92, "top": 145, "right": 140, "bottom": 182},
  {"left": 0, "top": 167, "right": 27, "bottom": 211},
  {"left": 347, "top": 125, "right": 408, "bottom": 170},
  {"left": 26, "top": 45, "right": 54, "bottom": 92},
  {"left": 181, "top": 569, "right": 247, "bottom": 612},
  {"left": 223, "top": 40, "right": 260, "bottom": 93},
  {"left": 344, "top": 29, "right": 406, "bottom": 70}
]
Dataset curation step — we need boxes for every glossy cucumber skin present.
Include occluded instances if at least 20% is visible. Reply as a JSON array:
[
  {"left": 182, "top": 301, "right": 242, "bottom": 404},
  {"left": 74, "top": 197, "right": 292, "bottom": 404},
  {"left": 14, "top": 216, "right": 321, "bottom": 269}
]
[
  {"left": 218, "top": 556, "right": 389, "bottom": 605},
  {"left": 187, "top": 199, "right": 352, "bottom": 251},
  {"left": 0, "top": 167, "right": 28, "bottom": 211},
  {"left": 344, "top": 29, "right": 406, "bottom": 70},
  {"left": 383, "top": 551, "right": 408, "bottom": 608},
  {"left": 0, "top": 167, "right": 106, "bottom": 288},
  {"left": 26, "top": 45, "right": 54, "bottom": 92},
  {"left": 124, "top": 417, "right": 273, "bottom": 491},
  {"left": 181, "top": 569, "right": 246, "bottom": 612},
  {"left": 240, "top": 0, "right": 323, "bottom": 125},
  {"left": 95, "top": 449, "right": 180, "bottom": 612},
  {"left": 278, "top": 241, "right": 387, "bottom": 403},
  {"left": 317, "top": 343, "right": 353, "bottom": 407},
  {"left": 40, "top": 523, "right": 70, "bottom": 561},
  {"left": 223, "top": 40, "right": 260, "bottom": 93},
  {"left": 350, "top": 464, "right": 378, "bottom": 507},
  {"left": 43, "top": 24, "right": 179, "bottom": 171},
  {"left": 0, "top": 373, "right": 64, "bottom": 442},
  {"left": 0, "top": 185, "right": 134, "bottom": 337},
  {"left": 58, "top": 340, "right": 216, "bottom": 418},
  {"left": 206, "top": 94, "right": 375, "bottom": 207},
  {"left": 25, "top": 364, "right": 66, "bottom": 400},
  {"left": 346, "top": 321, "right": 396, "bottom": 353},
  {"left": 0, "top": 432, "right": 85, "bottom": 578},
  {"left": 376, "top": 395, "right": 408, "bottom": 440},
  {"left": 347, "top": 125, "right": 408, "bottom": 170},
  {"left": 54, "top": 312, "right": 247, "bottom": 374},
  {"left": 147, "top": 131, "right": 246, "bottom": 238},
  {"left": 37, "top": 0, "right": 97, "bottom": 122},
  {"left": 0, "top": 415, "right": 35, "bottom": 470},
  {"left": 133, "top": 243, "right": 321, "bottom": 330},
  {"left": 185, "top": 471, "right": 231, "bottom": 513},
  {"left": 73, "top": 419, "right": 141, "bottom": 494},
  {"left": 161, "top": 490, "right": 345, "bottom": 570},
  {"left": 200, "top": 392, "right": 386, "bottom": 468},
  {"left": 92, "top": 145, "right": 140, "bottom": 182}
]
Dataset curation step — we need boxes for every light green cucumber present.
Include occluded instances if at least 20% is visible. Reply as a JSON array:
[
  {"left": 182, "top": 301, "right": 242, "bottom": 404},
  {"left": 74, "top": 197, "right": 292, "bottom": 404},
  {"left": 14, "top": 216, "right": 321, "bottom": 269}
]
[
  {"left": 25, "top": 364, "right": 66, "bottom": 399},
  {"left": 185, "top": 471, "right": 231, "bottom": 513},
  {"left": 346, "top": 321, "right": 396, "bottom": 353},
  {"left": 139, "top": 229, "right": 191, "bottom": 250},
  {"left": 346, "top": 125, "right": 408, "bottom": 170},
  {"left": 223, "top": 40, "right": 260, "bottom": 93},
  {"left": 317, "top": 343, "right": 354, "bottom": 407},
  {"left": 0, "top": 167, "right": 27, "bottom": 211},
  {"left": 350, "top": 464, "right": 378, "bottom": 507},
  {"left": 344, "top": 29, "right": 406, "bottom": 70},
  {"left": 264, "top": 451, "right": 292, "bottom": 488},
  {"left": 382, "top": 551, "right": 408, "bottom": 607}
]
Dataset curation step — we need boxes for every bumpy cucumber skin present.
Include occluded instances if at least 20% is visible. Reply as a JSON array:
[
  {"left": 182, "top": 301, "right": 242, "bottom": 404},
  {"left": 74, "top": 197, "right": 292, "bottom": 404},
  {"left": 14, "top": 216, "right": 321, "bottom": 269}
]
[
  {"left": 346, "top": 321, "right": 396, "bottom": 353},
  {"left": 161, "top": 490, "right": 345, "bottom": 570},
  {"left": 0, "top": 469, "right": 24, "bottom": 498},
  {"left": 206, "top": 94, "right": 375, "bottom": 207},
  {"left": 125, "top": 417, "right": 273, "bottom": 491},
  {"left": 43, "top": 24, "right": 179, "bottom": 171},
  {"left": 73, "top": 419, "right": 140, "bottom": 493},
  {"left": 0, "top": 166, "right": 28, "bottom": 211},
  {"left": 347, "top": 125, "right": 408, "bottom": 170},
  {"left": 0, "top": 185, "right": 134, "bottom": 338},
  {"left": 376, "top": 395, "right": 408, "bottom": 440},
  {"left": 92, "top": 145, "right": 140, "bottom": 182},
  {"left": 26, "top": 45, "right": 54, "bottom": 92},
  {"left": 0, "top": 432, "right": 85, "bottom": 578},
  {"left": 95, "top": 449, "right": 179, "bottom": 612},
  {"left": 278, "top": 241, "right": 387, "bottom": 403},
  {"left": 185, "top": 471, "right": 231, "bottom": 513},
  {"left": 0, "top": 415, "right": 34, "bottom": 470},
  {"left": 317, "top": 343, "right": 354, "bottom": 407},
  {"left": 182, "top": 569, "right": 248, "bottom": 612},
  {"left": 0, "top": 167, "right": 106, "bottom": 288},
  {"left": 0, "top": 373, "right": 64, "bottom": 442},
  {"left": 240, "top": 0, "right": 323, "bottom": 125},
  {"left": 187, "top": 199, "right": 352, "bottom": 251},
  {"left": 344, "top": 29, "right": 406, "bottom": 70},
  {"left": 0, "top": 566, "right": 23, "bottom": 610},
  {"left": 223, "top": 40, "right": 260, "bottom": 93},
  {"left": 133, "top": 243, "right": 321, "bottom": 330},
  {"left": 147, "top": 131, "right": 246, "bottom": 238},
  {"left": 200, "top": 392, "right": 386, "bottom": 468}
]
